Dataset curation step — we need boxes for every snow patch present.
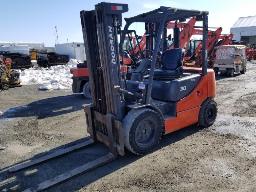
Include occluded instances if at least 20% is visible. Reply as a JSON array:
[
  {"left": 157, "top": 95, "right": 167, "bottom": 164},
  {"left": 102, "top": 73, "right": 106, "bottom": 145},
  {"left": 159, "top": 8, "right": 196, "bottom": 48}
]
[{"left": 19, "top": 59, "right": 79, "bottom": 90}]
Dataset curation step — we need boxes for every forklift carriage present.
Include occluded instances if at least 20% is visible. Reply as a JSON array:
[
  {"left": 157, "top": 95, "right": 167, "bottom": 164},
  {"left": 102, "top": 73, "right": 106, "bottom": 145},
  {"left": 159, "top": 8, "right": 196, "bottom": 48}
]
[{"left": 81, "top": 3, "right": 217, "bottom": 156}]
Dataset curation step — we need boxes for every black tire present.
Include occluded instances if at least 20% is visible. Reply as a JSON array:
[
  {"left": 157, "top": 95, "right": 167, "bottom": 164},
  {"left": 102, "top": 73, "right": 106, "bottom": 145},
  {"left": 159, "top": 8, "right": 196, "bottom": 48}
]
[
  {"left": 82, "top": 82, "right": 91, "bottom": 99},
  {"left": 241, "top": 65, "right": 246, "bottom": 74},
  {"left": 213, "top": 67, "right": 219, "bottom": 76},
  {"left": 227, "top": 68, "right": 234, "bottom": 77},
  {"left": 220, "top": 71, "right": 226, "bottom": 76},
  {"left": 225, "top": 69, "right": 230, "bottom": 77},
  {"left": 38, "top": 60, "right": 49, "bottom": 68},
  {"left": 198, "top": 99, "right": 217, "bottom": 128},
  {"left": 13, "top": 58, "right": 27, "bottom": 69},
  {"left": 1, "top": 83, "right": 9, "bottom": 90},
  {"left": 45, "top": 61, "right": 50, "bottom": 68},
  {"left": 123, "top": 108, "right": 163, "bottom": 155}
]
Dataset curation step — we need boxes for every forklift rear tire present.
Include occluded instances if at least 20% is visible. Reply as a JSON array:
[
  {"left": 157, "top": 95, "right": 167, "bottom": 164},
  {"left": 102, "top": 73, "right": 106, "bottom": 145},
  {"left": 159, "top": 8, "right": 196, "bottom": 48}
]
[
  {"left": 123, "top": 108, "right": 163, "bottom": 155},
  {"left": 198, "top": 99, "right": 217, "bottom": 128},
  {"left": 82, "top": 82, "right": 91, "bottom": 99}
]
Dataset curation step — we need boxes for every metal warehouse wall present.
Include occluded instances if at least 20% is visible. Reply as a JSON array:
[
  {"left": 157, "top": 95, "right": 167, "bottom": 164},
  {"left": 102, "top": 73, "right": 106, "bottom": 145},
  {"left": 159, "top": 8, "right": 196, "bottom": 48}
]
[
  {"left": 231, "top": 26, "right": 256, "bottom": 42},
  {"left": 240, "top": 35, "right": 256, "bottom": 44}
]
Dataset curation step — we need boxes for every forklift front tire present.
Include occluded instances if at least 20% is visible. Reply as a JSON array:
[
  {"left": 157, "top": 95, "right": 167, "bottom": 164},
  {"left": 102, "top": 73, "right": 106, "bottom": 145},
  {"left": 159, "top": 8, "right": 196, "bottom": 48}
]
[
  {"left": 123, "top": 108, "right": 163, "bottom": 155},
  {"left": 198, "top": 99, "right": 217, "bottom": 128}
]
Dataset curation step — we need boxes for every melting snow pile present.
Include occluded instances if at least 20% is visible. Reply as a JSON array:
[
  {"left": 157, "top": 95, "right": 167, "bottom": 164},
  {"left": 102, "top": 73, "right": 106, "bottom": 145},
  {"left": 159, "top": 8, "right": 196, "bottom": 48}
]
[{"left": 20, "top": 59, "right": 79, "bottom": 90}]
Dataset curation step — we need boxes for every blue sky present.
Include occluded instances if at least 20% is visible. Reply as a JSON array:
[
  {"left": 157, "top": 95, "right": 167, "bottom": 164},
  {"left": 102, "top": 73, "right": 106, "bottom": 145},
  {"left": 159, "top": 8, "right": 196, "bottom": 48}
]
[{"left": 0, "top": 0, "right": 255, "bottom": 46}]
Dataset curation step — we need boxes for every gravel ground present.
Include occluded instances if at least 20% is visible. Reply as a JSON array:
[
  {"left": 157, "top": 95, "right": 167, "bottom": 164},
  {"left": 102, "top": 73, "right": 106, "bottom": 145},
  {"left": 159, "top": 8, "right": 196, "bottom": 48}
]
[{"left": 1, "top": 63, "right": 256, "bottom": 191}]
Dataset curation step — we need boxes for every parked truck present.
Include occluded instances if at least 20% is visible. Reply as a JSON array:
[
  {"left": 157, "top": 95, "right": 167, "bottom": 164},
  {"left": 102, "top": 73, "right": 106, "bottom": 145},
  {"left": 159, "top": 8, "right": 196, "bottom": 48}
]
[{"left": 214, "top": 45, "right": 247, "bottom": 76}]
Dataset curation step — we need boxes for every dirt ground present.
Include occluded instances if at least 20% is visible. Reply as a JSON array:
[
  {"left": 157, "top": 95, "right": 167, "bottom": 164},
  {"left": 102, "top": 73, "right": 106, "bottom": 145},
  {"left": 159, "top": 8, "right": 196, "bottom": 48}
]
[{"left": 1, "top": 63, "right": 256, "bottom": 191}]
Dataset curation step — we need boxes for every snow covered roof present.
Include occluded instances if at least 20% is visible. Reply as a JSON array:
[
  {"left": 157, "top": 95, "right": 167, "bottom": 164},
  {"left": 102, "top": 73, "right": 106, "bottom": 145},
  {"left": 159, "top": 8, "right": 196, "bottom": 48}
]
[
  {"left": 55, "top": 42, "right": 84, "bottom": 46},
  {"left": 217, "top": 45, "right": 246, "bottom": 49},
  {"left": 232, "top": 16, "right": 256, "bottom": 28},
  {"left": 0, "top": 41, "right": 44, "bottom": 45}
]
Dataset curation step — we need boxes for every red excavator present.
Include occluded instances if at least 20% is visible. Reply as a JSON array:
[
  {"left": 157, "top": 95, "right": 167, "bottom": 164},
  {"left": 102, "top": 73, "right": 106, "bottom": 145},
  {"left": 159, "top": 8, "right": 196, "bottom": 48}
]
[
  {"left": 185, "top": 27, "right": 223, "bottom": 67},
  {"left": 246, "top": 44, "right": 256, "bottom": 61},
  {"left": 167, "top": 17, "right": 197, "bottom": 49}
]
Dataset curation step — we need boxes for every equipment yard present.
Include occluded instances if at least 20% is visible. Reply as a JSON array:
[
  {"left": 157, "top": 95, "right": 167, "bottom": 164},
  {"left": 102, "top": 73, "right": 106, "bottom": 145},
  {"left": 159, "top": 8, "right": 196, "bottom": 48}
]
[
  {"left": 1, "top": 1, "right": 256, "bottom": 191},
  {"left": 0, "top": 62, "right": 256, "bottom": 191}
]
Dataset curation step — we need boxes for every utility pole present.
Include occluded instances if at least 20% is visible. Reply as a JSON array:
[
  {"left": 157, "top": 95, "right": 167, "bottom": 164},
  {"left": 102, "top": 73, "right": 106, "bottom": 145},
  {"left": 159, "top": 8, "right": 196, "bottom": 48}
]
[{"left": 54, "top": 26, "right": 59, "bottom": 45}]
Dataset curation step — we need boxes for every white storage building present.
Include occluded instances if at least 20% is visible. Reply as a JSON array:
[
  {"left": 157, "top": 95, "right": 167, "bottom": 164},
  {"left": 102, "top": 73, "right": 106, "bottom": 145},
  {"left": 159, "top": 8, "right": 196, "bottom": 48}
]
[
  {"left": 231, "top": 16, "right": 256, "bottom": 44},
  {"left": 55, "top": 42, "right": 86, "bottom": 62}
]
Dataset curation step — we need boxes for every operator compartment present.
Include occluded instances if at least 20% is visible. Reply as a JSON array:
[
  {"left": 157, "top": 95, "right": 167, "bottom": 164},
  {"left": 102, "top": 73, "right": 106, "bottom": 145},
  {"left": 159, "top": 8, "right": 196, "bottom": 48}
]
[
  {"left": 126, "top": 48, "right": 201, "bottom": 102},
  {"left": 152, "top": 48, "right": 201, "bottom": 102}
]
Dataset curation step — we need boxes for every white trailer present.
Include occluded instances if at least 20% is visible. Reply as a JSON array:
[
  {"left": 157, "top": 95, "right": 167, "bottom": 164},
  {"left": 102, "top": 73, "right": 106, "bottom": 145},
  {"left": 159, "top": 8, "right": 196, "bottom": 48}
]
[{"left": 55, "top": 42, "right": 86, "bottom": 62}]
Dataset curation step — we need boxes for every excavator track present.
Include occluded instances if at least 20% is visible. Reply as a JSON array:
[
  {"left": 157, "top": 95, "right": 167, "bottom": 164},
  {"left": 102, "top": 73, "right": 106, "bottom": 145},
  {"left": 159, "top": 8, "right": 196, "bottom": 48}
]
[{"left": 0, "top": 138, "right": 116, "bottom": 192}]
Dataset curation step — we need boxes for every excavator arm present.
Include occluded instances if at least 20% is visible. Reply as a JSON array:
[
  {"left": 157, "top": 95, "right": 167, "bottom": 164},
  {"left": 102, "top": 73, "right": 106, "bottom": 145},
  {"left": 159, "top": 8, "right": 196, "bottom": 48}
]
[
  {"left": 129, "top": 33, "right": 146, "bottom": 56},
  {"left": 219, "top": 33, "right": 233, "bottom": 45},
  {"left": 188, "top": 27, "right": 223, "bottom": 67},
  {"left": 126, "top": 17, "right": 198, "bottom": 61},
  {"left": 167, "top": 17, "right": 197, "bottom": 49}
]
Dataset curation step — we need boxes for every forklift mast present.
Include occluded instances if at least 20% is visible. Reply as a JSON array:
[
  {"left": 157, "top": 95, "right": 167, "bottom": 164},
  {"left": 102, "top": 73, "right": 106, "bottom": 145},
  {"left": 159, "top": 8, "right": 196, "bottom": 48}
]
[
  {"left": 81, "top": 3, "right": 127, "bottom": 117},
  {"left": 81, "top": 3, "right": 128, "bottom": 156}
]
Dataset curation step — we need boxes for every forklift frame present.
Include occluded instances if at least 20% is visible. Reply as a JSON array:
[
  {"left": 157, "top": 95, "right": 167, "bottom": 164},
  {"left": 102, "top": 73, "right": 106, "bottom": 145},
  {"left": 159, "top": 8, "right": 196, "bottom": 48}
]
[
  {"left": 120, "top": 7, "right": 209, "bottom": 104},
  {"left": 82, "top": 3, "right": 210, "bottom": 157}
]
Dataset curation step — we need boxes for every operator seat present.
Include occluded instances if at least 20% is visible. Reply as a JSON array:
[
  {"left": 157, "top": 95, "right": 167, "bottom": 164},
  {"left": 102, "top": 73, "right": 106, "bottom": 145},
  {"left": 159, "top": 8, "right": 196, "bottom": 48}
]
[
  {"left": 130, "top": 58, "right": 151, "bottom": 81},
  {"left": 154, "top": 48, "right": 183, "bottom": 80},
  {"left": 152, "top": 48, "right": 201, "bottom": 102}
]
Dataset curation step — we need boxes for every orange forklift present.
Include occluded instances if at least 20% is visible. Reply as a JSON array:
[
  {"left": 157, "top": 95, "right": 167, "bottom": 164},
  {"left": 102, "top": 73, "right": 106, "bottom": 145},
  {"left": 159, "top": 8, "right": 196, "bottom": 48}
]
[
  {"left": 5, "top": 4, "right": 217, "bottom": 190},
  {"left": 82, "top": 3, "right": 217, "bottom": 155}
]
